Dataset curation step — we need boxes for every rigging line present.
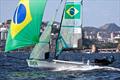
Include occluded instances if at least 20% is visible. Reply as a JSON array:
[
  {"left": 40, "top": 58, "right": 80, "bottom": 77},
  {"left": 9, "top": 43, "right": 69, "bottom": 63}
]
[
  {"left": 47, "top": 0, "right": 64, "bottom": 27},
  {"left": 81, "top": 0, "right": 83, "bottom": 27},
  {"left": 81, "top": 0, "right": 83, "bottom": 5},
  {"left": 81, "top": 0, "right": 83, "bottom": 45},
  {"left": 53, "top": 0, "right": 64, "bottom": 20},
  {"left": 55, "top": 0, "right": 66, "bottom": 52},
  {"left": 47, "top": 0, "right": 64, "bottom": 26}
]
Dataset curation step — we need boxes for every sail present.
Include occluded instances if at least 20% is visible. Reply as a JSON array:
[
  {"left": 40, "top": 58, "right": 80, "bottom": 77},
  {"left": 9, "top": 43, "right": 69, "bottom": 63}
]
[
  {"left": 30, "top": 22, "right": 52, "bottom": 59},
  {"left": 30, "top": 0, "right": 65, "bottom": 60},
  {"left": 5, "top": 0, "right": 47, "bottom": 52},
  {"left": 56, "top": 0, "right": 82, "bottom": 54}
]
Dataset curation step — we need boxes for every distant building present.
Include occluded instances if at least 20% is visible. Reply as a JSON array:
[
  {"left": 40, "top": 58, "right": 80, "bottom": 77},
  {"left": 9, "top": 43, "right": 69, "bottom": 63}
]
[
  {"left": 97, "top": 32, "right": 102, "bottom": 41},
  {"left": 84, "top": 31, "right": 88, "bottom": 39},
  {"left": 96, "top": 31, "right": 111, "bottom": 43},
  {"left": 83, "top": 31, "right": 96, "bottom": 40},
  {"left": 0, "top": 21, "right": 9, "bottom": 40},
  {"left": 0, "top": 20, "right": 11, "bottom": 51},
  {"left": 0, "top": 28, "right": 8, "bottom": 40},
  {"left": 111, "top": 32, "right": 120, "bottom": 43}
]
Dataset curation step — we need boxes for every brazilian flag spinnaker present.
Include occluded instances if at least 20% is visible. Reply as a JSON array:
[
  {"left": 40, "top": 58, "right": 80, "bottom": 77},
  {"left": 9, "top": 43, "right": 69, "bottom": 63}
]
[{"left": 5, "top": 0, "right": 47, "bottom": 52}]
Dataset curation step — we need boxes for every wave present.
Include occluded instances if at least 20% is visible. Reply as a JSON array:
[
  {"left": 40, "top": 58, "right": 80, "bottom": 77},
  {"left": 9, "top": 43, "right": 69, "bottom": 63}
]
[{"left": 53, "top": 64, "right": 120, "bottom": 71}]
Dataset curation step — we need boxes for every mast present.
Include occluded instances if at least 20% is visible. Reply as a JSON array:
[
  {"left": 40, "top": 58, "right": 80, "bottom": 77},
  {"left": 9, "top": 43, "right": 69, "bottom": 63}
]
[
  {"left": 49, "top": 0, "right": 66, "bottom": 61},
  {"left": 78, "top": 0, "right": 83, "bottom": 49}
]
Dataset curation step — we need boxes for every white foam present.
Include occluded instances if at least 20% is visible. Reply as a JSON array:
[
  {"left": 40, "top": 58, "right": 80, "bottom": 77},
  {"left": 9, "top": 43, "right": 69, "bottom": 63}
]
[
  {"left": 53, "top": 64, "right": 99, "bottom": 71},
  {"left": 100, "top": 66, "right": 120, "bottom": 71},
  {"left": 53, "top": 64, "right": 120, "bottom": 71}
]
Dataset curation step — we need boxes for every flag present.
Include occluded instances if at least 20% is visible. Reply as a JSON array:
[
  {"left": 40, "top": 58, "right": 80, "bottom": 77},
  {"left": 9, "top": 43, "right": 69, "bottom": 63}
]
[
  {"left": 62, "top": 0, "right": 82, "bottom": 26},
  {"left": 65, "top": 4, "right": 80, "bottom": 19},
  {"left": 5, "top": 0, "right": 47, "bottom": 52},
  {"left": 11, "top": 0, "right": 32, "bottom": 38}
]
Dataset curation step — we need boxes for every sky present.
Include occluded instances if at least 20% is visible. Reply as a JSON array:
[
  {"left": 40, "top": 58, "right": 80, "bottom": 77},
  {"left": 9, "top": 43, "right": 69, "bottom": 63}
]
[{"left": 0, "top": 0, "right": 120, "bottom": 27}]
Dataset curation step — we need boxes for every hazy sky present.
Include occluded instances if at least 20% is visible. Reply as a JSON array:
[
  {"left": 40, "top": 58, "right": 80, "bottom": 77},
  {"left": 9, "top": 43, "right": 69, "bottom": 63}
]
[{"left": 0, "top": 0, "right": 120, "bottom": 27}]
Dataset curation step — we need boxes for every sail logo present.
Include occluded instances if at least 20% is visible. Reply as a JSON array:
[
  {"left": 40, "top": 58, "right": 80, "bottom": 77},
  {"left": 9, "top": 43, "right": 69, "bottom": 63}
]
[
  {"left": 13, "top": 4, "right": 26, "bottom": 24},
  {"left": 66, "top": 6, "right": 79, "bottom": 17},
  {"left": 10, "top": 0, "right": 32, "bottom": 38},
  {"left": 65, "top": 4, "right": 80, "bottom": 19}
]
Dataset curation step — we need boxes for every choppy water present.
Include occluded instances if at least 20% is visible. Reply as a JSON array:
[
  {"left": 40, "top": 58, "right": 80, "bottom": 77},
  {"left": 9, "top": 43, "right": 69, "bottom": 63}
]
[{"left": 0, "top": 53, "right": 120, "bottom": 80}]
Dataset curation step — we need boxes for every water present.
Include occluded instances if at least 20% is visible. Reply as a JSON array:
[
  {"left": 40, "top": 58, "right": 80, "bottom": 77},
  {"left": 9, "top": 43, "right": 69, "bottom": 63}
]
[{"left": 0, "top": 53, "right": 120, "bottom": 80}]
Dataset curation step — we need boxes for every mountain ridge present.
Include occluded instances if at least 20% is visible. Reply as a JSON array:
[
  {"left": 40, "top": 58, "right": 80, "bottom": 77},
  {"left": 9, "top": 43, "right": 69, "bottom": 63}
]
[{"left": 83, "top": 23, "right": 120, "bottom": 33}]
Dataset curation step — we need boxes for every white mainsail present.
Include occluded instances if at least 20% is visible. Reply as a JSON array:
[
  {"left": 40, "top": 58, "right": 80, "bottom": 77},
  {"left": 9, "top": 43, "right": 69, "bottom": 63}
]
[{"left": 56, "top": 0, "right": 83, "bottom": 55}]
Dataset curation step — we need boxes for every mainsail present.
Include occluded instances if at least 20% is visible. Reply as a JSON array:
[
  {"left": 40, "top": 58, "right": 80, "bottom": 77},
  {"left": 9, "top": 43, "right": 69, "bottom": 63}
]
[
  {"left": 5, "top": 0, "right": 47, "bottom": 51},
  {"left": 56, "top": 0, "right": 83, "bottom": 55},
  {"left": 30, "top": 0, "right": 65, "bottom": 60}
]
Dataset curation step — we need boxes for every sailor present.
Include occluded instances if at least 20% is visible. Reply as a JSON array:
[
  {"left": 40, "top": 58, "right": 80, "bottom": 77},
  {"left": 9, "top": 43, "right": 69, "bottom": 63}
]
[
  {"left": 91, "top": 44, "right": 99, "bottom": 53},
  {"left": 48, "top": 22, "right": 60, "bottom": 61}
]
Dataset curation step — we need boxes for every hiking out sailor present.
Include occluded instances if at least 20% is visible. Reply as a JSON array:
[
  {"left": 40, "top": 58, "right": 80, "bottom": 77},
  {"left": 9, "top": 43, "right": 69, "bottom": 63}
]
[{"left": 49, "top": 22, "right": 60, "bottom": 61}]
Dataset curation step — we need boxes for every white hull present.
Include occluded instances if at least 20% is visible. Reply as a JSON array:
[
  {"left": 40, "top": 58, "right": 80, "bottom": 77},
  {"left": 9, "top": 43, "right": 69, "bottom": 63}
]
[
  {"left": 27, "top": 53, "right": 120, "bottom": 68},
  {"left": 27, "top": 59, "right": 84, "bottom": 69}
]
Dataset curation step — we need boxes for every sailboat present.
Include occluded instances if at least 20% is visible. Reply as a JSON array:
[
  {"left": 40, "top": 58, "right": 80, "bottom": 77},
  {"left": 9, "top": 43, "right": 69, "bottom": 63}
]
[{"left": 5, "top": 0, "right": 84, "bottom": 68}]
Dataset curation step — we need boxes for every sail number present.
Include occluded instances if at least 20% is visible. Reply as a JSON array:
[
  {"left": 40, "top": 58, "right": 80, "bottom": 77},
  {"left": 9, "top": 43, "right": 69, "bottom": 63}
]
[{"left": 29, "top": 61, "right": 38, "bottom": 66}]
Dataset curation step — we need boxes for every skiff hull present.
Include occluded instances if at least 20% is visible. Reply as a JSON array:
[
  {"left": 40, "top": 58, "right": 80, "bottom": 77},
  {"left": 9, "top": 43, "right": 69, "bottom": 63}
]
[{"left": 27, "top": 59, "right": 84, "bottom": 69}]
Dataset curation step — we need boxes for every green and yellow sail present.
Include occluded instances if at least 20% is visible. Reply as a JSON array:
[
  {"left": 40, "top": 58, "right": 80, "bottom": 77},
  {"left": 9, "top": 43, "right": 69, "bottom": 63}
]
[{"left": 5, "top": 0, "right": 47, "bottom": 51}]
